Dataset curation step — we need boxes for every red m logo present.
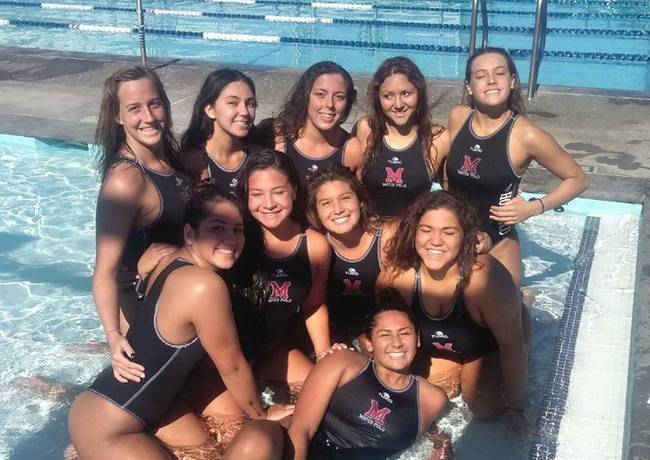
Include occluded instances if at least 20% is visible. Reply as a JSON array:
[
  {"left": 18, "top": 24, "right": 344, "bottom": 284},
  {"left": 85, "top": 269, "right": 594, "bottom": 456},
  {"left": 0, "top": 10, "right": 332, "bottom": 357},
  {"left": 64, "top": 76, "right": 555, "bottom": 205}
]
[
  {"left": 460, "top": 155, "right": 481, "bottom": 175},
  {"left": 270, "top": 281, "right": 291, "bottom": 300},
  {"left": 432, "top": 342, "right": 458, "bottom": 353},
  {"left": 384, "top": 167, "right": 404, "bottom": 184},
  {"left": 342, "top": 279, "right": 362, "bottom": 294},
  {"left": 363, "top": 399, "right": 391, "bottom": 425}
]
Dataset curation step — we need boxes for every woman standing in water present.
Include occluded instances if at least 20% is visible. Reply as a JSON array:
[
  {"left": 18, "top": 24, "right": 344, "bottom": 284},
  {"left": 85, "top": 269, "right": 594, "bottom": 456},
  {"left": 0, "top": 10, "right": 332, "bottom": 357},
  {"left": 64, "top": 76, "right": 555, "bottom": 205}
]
[
  {"left": 377, "top": 191, "right": 533, "bottom": 437},
  {"left": 70, "top": 182, "right": 293, "bottom": 459},
  {"left": 306, "top": 163, "right": 396, "bottom": 344},
  {"left": 92, "top": 66, "right": 192, "bottom": 384},
  {"left": 180, "top": 68, "right": 257, "bottom": 193},
  {"left": 356, "top": 56, "right": 448, "bottom": 218},
  {"left": 236, "top": 149, "right": 332, "bottom": 386},
  {"left": 442, "top": 47, "right": 588, "bottom": 289}
]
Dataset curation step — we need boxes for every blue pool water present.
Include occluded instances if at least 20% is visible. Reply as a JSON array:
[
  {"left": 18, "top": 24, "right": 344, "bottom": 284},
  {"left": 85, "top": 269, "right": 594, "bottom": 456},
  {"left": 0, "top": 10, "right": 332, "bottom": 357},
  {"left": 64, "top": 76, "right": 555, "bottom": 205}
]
[
  {"left": 0, "top": 0, "right": 648, "bottom": 91},
  {"left": 0, "top": 133, "right": 642, "bottom": 459}
]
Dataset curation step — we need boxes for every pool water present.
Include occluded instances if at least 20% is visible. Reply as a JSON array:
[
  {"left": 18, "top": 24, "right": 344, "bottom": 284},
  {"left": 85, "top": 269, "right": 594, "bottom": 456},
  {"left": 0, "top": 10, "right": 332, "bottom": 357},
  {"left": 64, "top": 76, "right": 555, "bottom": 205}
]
[
  {"left": 0, "top": 134, "right": 642, "bottom": 459},
  {"left": 0, "top": 0, "right": 648, "bottom": 91}
]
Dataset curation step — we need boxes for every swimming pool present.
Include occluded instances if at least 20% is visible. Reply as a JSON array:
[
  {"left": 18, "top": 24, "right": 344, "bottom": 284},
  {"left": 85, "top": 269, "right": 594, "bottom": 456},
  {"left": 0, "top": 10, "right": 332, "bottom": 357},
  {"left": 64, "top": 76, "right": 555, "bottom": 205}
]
[
  {"left": 0, "top": 0, "right": 648, "bottom": 91},
  {"left": 0, "top": 133, "right": 642, "bottom": 459}
]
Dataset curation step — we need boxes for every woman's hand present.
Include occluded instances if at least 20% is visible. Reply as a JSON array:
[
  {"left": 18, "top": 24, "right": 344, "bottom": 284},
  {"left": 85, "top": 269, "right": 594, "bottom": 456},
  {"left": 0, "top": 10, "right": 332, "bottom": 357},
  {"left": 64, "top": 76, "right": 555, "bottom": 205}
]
[
  {"left": 136, "top": 243, "right": 177, "bottom": 279},
  {"left": 476, "top": 231, "right": 492, "bottom": 254},
  {"left": 489, "top": 195, "right": 541, "bottom": 226},
  {"left": 503, "top": 407, "right": 533, "bottom": 438},
  {"left": 107, "top": 332, "right": 145, "bottom": 384},
  {"left": 265, "top": 403, "right": 295, "bottom": 421},
  {"left": 315, "top": 342, "right": 349, "bottom": 361}
]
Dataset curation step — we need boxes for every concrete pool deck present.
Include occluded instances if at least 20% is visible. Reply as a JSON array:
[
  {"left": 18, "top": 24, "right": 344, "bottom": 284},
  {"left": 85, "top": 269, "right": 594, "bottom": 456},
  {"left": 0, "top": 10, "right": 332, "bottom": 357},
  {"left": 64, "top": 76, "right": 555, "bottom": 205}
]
[{"left": 0, "top": 45, "right": 648, "bottom": 459}]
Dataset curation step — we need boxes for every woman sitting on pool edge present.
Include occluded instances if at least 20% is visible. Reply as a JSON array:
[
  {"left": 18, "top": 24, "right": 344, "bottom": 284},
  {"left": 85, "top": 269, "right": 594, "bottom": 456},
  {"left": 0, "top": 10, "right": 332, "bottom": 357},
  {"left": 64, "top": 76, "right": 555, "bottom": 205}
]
[
  {"left": 69, "top": 181, "right": 293, "bottom": 460},
  {"left": 377, "top": 190, "right": 533, "bottom": 437}
]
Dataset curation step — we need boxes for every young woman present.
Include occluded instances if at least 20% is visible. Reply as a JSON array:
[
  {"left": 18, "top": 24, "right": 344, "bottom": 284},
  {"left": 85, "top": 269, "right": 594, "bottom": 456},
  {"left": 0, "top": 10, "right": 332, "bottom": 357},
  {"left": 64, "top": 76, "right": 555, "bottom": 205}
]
[
  {"left": 377, "top": 191, "right": 533, "bottom": 437},
  {"left": 69, "top": 182, "right": 293, "bottom": 460},
  {"left": 260, "top": 61, "right": 362, "bottom": 189},
  {"left": 236, "top": 149, "right": 332, "bottom": 385},
  {"left": 306, "top": 162, "right": 396, "bottom": 344},
  {"left": 180, "top": 68, "right": 257, "bottom": 192},
  {"left": 92, "top": 66, "right": 192, "bottom": 384},
  {"left": 442, "top": 47, "right": 589, "bottom": 289},
  {"left": 356, "top": 56, "right": 449, "bottom": 218},
  {"left": 286, "top": 288, "right": 451, "bottom": 460}
]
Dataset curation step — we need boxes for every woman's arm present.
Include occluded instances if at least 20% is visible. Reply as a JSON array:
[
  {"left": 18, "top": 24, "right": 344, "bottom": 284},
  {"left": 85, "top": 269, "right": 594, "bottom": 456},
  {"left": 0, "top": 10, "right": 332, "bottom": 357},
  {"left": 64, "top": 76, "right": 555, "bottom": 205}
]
[
  {"left": 342, "top": 134, "right": 363, "bottom": 174},
  {"left": 93, "top": 165, "right": 146, "bottom": 383},
  {"left": 417, "top": 378, "right": 449, "bottom": 436},
  {"left": 490, "top": 117, "right": 589, "bottom": 225},
  {"left": 303, "top": 229, "right": 332, "bottom": 359},
  {"left": 188, "top": 269, "right": 290, "bottom": 420},
  {"left": 466, "top": 255, "right": 532, "bottom": 436},
  {"left": 287, "top": 350, "right": 362, "bottom": 460},
  {"left": 353, "top": 117, "right": 371, "bottom": 181},
  {"left": 178, "top": 147, "right": 209, "bottom": 183}
]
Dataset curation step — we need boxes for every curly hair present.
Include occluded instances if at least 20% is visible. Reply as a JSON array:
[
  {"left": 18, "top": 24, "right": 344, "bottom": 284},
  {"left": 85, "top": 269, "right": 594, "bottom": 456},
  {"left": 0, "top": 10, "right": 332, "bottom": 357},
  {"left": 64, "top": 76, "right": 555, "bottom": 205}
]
[
  {"left": 275, "top": 61, "right": 357, "bottom": 145},
  {"left": 94, "top": 66, "right": 179, "bottom": 182},
  {"left": 462, "top": 47, "right": 526, "bottom": 116},
  {"left": 359, "top": 56, "right": 444, "bottom": 178},
  {"left": 383, "top": 190, "right": 482, "bottom": 296},
  {"left": 305, "top": 162, "right": 380, "bottom": 235}
]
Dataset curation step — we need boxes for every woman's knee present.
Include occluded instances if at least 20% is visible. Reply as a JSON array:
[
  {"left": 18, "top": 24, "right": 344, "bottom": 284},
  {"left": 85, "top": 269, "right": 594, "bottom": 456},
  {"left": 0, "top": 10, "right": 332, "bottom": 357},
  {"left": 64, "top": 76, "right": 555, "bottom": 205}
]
[{"left": 223, "top": 420, "right": 284, "bottom": 460}]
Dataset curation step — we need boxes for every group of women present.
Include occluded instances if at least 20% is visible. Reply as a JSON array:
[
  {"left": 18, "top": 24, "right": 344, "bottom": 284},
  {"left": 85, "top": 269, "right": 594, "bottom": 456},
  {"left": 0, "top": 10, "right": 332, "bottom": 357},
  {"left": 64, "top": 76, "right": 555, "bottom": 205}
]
[{"left": 68, "top": 47, "right": 588, "bottom": 459}]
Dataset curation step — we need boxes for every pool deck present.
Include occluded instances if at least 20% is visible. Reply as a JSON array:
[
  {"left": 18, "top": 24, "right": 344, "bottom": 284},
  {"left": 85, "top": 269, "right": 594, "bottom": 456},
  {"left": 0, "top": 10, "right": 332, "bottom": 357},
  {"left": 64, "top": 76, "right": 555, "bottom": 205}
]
[{"left": 1, "top": 45, "right": 649, "bottom": 459}]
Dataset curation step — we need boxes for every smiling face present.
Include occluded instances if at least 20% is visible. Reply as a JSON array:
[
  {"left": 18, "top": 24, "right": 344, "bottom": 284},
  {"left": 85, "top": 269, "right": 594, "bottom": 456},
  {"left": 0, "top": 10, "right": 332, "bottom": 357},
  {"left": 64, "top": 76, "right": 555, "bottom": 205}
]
[
  {"left": 315, "top": 180, "right": 362, "bottom": 236},
  {"left": 116, "top": 77, "right": 166, "bottom": 153},
  {"left": 205, "top": 80, "right": 256, "bottom": 139},
  {"left": 247, "top": 167, "right": 296, "bottom": 230},
  {"left": 415, "top": 208, "right": 463, "bottom": 274},
  {"left": 466, "top": 52, "right": 516, "bottom": 108},
  {"left": 185, "top": 201, "right": 245, "bottom": 271},
  {"left": 365, "top": 310, "right": 419, "bottom": 372},
  {"left": 379, "top": 73, "right": 419, "bottom": 128},
  {"left": 306, "top": 73, "right": 349, "bottom": 132}
]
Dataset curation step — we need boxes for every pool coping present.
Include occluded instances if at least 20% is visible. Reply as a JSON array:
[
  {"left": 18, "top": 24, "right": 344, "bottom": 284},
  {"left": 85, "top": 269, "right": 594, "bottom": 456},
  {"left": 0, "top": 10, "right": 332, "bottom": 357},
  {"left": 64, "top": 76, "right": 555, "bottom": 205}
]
[{"left": 0, "top": 46, "right": 649, "bottom": 459}]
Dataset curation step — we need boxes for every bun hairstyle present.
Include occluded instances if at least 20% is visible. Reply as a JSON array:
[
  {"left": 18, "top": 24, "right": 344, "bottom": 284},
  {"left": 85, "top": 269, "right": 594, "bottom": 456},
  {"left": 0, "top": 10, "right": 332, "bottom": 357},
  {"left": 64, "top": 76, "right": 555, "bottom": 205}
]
[{"left": 363, "top": 287, "right": 418, "bottom": 340}]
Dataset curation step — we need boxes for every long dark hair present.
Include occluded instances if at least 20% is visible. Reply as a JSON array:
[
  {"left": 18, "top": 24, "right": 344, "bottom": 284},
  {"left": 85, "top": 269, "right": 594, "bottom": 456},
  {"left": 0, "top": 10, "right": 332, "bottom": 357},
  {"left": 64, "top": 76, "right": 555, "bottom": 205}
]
[
  {"left": 306, "top": 162, "right": 379, "bottom": 235},
  {"left": 94, "top": 66, "right": 179, "bottom": 182},
  {"left": 360, "top": 56, "right": 443, "bottom": 178},
  {"left": 184, "top": 180, "right": 269, "bottom": 307},
  {"left": 463, "top": 47, "right": 525, "bottom": 115},
  {"left": 383, "top": 190, "right": 481, "bottom": 296},
  {"left": 275, "top": 61, "right": 357, "bottom": 145},
  {"left": 180, "top": 68, "right": 257, "bottom": 153}
]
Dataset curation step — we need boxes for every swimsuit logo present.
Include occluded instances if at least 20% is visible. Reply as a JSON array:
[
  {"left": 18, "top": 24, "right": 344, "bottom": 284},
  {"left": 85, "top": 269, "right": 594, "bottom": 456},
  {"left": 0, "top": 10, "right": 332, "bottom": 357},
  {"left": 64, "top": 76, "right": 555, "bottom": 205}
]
[
  {"left": 384, "top": 167, "right": 406, "bottom": 187},
  {"left": 431, "top": 331, "right": 449, "bottom": 339},
  {"left": 308, "top": 164, "right": 318, "bottom": 173},
  {"left": 432, "top": 342, "right": 459, "bottom": 353},
  {"left": 230, "top": 178, "right": 238, "bottom": 188},
  {"left": 388, "top": 156, "right": 402, "bottom": 165},
  {"left": 342, "top": 279, "right": 362, "bottom": 295},
  {"left": 269, "top": 281, "right": 292, "bottom": 302},
  {"left": 359, "top": 399, "right": 391, "bottom": 431},
  {"left": 378, "top": 391, "right": 393, "bottom": 403},
  {"left": 175, "top": 175, "right": 193, "bottom": 200},
  {"left": 458, "top": 155, "right": 481, "bottom": 179},
  {"left": 274, "top": 269, "right": 288, "bottom": 278},
  {"left": 345, "top": 268, "right": 359, "bottom": 276},
  {"left": 497, "top": 185, "right": 515, "bottom": 235},
  {"left": 470, "top": 144, "right": 482, "bottom": 153}
]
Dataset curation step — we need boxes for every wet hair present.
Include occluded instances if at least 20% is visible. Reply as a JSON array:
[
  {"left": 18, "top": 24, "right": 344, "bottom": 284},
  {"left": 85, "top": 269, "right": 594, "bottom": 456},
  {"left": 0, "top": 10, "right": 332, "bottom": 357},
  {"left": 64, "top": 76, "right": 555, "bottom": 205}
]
[
  {"left": 234, "top": 148, "right": 305, "bottom": 223},
  {"left": 94, "top": 66, "right": 179, "bottom": 182},
  {"left": 360, "top": 56, "right": 444, "bottom": 178},
  {"left": 383, "top": 190, "right": 481, "bottom": 295},
  {"left": 180, "top": 69, "right": 257, "bottom": 153},
  {"left": 184, "top": 180, "right": 269, "bottom": 307},
  {"left": 463, "top": 47, "right": 525, "bottom": 115},
  {"left": 275, "top": 61, "right": 357, "bottom": 145},
  {"left": 363, "top": 287, "right": 418, "bottom": 340},
  {"left": 306, "top": 162, "right": 379, "bottom": 235}
]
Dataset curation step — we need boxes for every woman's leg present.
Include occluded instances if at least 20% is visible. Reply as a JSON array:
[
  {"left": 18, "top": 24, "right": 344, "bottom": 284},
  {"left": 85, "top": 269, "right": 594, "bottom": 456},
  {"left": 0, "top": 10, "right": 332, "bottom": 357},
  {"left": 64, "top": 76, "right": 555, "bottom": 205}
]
[
  {"left": 69, "top": 391, "right": 169, "bottom": 460},
  {"left": 459, "top": 352, "right": 502, "bottom": 419},
  {"left": 222, "top": 420, "right": 285, "bottom": 460}
]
